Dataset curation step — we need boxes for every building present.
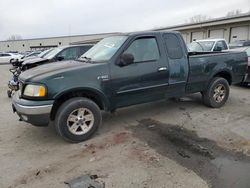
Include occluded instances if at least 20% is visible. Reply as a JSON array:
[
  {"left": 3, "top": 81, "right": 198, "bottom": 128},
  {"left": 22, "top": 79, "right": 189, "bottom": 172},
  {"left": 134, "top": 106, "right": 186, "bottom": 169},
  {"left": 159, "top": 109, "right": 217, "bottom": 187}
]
[
  {"left": 156, "top": 12, "right": 250, "bottom": 44},
  {"left": 1, "top": 13, "right": 250, "bottom": 52},
  {"left": 0, "top": 32, "right": 119, "bottom": 52}
]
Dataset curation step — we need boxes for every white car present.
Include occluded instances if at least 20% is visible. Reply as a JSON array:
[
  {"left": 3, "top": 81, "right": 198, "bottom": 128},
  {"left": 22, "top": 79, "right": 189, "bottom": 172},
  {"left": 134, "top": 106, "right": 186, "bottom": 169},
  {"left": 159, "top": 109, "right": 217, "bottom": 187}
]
[
  {"left": 188, "top": 39, "right": 229, "bottom": 52},
  {"left": 0, "top": 53, "right": 23, "bottom": 64}
]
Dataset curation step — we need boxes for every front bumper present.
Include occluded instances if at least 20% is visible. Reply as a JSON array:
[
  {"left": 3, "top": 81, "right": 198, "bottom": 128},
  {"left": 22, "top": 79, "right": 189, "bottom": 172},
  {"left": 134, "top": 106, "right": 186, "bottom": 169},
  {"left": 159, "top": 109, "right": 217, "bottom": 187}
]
[{"left": 12, "top": 92, "right": 54, "bottom": 126}]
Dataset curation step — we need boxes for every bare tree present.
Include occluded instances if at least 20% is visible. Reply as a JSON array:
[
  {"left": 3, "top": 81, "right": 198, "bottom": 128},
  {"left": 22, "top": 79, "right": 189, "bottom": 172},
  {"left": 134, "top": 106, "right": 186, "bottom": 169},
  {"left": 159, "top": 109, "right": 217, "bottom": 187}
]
[
  {"left": 189, "top": 14, "right": 211, "bottom": 23},
  {"left": 7, "top": 34, "right": 23, "bottom": 41},
  {"left": 226, "top": 9, "right": 242, "bottom": 17}
]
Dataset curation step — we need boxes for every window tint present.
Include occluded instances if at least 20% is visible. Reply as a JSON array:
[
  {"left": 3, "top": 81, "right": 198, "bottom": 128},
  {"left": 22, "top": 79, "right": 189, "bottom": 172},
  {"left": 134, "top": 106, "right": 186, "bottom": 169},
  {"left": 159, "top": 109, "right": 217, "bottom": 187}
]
[
  {"left": 221, "top": 41, "right": 228, "bottom": 50},
  {"left": 164, "top": 34, "right": 183, "bottom": 59},
  {"left": 1, "top": 53, "right": 11, "bottom": 57},
  {"left": 79, "top": 46, "right": 92, "bottom": 56},
  {"left": 124, "top": 37, "right": 160, "bottom": 63},
  {"left": 215, "top": 41, "right": 227, "bottom": 50},
  {"left": 243, "top": 41, "right": 250, "bottom": 46},
  {"left": 58, "top": 47, "right": 79, "bottom": 60}
]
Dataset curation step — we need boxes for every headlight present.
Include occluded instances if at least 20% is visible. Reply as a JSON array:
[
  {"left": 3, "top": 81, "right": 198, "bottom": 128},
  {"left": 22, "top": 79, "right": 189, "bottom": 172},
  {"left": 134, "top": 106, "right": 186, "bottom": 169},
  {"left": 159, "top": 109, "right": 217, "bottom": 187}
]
[{"left": 23, "top": 84, "right": 46, "bottom": 97}]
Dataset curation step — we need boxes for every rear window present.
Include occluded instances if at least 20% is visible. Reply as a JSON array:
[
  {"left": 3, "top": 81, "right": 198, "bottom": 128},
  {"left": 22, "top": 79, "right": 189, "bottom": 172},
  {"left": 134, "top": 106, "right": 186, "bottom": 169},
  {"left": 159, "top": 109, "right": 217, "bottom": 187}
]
[{"left": 163, "top": 33, "right": 183, "bottom": 59}]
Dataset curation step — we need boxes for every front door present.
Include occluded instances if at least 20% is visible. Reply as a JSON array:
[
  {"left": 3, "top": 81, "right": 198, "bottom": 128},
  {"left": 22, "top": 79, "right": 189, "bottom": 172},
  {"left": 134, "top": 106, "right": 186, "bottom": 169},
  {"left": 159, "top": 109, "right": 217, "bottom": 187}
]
[{"left": 110, "top": 36, "right": 169, "bottom": 108}]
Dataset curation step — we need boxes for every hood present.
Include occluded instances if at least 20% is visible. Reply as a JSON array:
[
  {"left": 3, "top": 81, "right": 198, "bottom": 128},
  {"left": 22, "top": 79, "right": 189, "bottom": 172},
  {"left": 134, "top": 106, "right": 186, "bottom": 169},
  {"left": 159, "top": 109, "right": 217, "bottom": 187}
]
[
  {"left": 22, "top": 57, "right": 48, "bottom": 65},
  {"left": 19, "top": 60, "right": 95, "bottom": 81}
]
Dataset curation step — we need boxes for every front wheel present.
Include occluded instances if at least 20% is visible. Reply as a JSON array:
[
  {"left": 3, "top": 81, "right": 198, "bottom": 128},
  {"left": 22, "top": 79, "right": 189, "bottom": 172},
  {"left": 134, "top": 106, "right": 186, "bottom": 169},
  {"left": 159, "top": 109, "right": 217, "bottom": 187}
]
[
  {"left": 55, "top": 97, "right": 102, "bottom": 142},
  {"left": 202, "top": 77, "right": 230, "bottom": 108},
  {"left": 7, "top": 90, "right": 12, "bottom": 98}
]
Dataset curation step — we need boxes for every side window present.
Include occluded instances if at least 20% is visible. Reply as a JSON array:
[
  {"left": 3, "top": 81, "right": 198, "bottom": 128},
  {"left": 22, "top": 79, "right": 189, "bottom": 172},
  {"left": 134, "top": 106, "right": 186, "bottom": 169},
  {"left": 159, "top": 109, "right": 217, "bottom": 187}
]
[
  {"left": 58, "top": 47, "right": 79, "bottom": 60},
  {"left": 2, "top": 53, "right": 11, "bottom": 57},
  {"left": 80, "top": 46, "right": 91, "bottom": 56},
  {"left": 164, "top": 34, "right": 183, "bottom": 59},
  {"left": 215, "top": 41, "right": 227, "bottom": 50},
  {"left": 221, "top": 41, "right": 228, "bottom": 50},
  {"left": 124, "top": 37, "right": 160, "bottom": 63}
]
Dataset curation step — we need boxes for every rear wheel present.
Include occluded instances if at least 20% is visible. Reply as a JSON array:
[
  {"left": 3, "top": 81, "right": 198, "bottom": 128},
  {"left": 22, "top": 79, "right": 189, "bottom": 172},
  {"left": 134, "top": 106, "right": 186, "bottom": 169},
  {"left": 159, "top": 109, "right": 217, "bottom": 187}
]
[
  {"left": 55, "top": 97, "right": 102, "bottom": 142},
  {"left": 202, "top": 77, "right": 229, "bottom": 108}
]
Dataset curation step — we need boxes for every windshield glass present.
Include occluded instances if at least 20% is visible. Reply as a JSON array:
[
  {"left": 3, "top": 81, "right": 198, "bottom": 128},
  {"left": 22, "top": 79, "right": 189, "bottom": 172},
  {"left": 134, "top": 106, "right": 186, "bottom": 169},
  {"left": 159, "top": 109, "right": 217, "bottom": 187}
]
[
  {"left": 26, "top": 51, "right": 39, "bottom": 57},
  {"left": 43, "top": 47, "right": 63, "bottom": 59},
  {"left": 80, "top": 36, "right": 128, "bottom": 62},
  {"left": 188, "top": 41, "right": 215, "bottom": 52},
  {"left": 38, "top": 49, "right": 53, "bottom": 58}
]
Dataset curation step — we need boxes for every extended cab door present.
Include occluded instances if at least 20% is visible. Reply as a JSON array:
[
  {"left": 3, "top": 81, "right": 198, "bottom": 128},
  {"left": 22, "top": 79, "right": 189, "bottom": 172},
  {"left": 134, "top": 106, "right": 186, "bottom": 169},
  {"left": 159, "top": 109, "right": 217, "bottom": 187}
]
[
  {"left": 110, "top": 35, "right": 169, "bottom": 108},
  {"left": 162, "top": 33, "right": 189, "bottom": 96}
]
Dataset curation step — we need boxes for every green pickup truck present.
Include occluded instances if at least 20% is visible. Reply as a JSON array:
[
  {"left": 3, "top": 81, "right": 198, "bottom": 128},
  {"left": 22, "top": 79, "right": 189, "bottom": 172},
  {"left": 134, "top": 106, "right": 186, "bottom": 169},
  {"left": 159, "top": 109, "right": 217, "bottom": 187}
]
[{"left": 12, "top": 31, "right": 248, "bottom": 142}]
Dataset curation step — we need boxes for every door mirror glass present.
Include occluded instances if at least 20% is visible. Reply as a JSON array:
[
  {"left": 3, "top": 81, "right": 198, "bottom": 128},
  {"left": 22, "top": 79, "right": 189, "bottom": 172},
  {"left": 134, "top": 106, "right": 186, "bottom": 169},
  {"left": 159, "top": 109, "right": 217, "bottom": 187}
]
[{"left": 117, "top": 53, "right": 134, "bottom": 67}]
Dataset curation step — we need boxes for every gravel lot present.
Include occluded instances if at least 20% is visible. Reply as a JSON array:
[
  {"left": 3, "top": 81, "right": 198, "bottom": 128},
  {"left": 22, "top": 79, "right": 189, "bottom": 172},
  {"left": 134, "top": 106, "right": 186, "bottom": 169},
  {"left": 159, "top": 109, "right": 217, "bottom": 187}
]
[{"left": 0, "top": 64, "right": 249, "bottom": 188}]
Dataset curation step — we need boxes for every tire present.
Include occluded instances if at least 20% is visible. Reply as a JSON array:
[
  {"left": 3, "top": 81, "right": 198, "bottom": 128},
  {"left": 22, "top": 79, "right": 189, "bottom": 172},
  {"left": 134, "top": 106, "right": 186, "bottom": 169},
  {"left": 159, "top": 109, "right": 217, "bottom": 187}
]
[
  {"left": 9, "top": 59, "right": 15, "bottom": 64},
  {"left": 202, "top": 77, "right": 230, "bottom": 108},
  {"left": 7, "top": 90, "right": 12, "bottom": 98},
  {"left": 54, "top": 97, "right": 102, "bottom": 143}
]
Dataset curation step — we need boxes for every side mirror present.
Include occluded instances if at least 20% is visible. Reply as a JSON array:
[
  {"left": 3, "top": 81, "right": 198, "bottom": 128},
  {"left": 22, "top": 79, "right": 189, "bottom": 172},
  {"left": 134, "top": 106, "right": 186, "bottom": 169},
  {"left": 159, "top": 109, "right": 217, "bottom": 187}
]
[
  {"left": 214, "top": 46, "right": 222, "bottom": 52},
  {"left": 56, "top": 56, "right": 64, "bottom": 61},
  {"left": 117, "top": 53, "right": 134, "bottom": 67}
]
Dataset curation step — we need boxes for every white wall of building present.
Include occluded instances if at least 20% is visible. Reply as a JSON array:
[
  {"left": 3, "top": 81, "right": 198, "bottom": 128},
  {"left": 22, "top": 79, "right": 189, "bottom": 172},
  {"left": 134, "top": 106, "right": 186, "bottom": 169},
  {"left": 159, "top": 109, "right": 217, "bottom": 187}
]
[
  {"left": 158, "top": 14, "right": 250, "bottom": 44},
  {"left": 0, "top": 33, "right": 118, "bottom": 52}
]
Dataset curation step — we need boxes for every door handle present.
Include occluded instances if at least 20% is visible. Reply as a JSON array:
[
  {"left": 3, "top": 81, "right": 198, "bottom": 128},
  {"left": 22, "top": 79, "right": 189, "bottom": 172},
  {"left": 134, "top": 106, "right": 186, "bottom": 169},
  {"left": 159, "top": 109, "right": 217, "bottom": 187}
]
[{"left": 158, "top": 67, "right": 167, "bottom": 72}]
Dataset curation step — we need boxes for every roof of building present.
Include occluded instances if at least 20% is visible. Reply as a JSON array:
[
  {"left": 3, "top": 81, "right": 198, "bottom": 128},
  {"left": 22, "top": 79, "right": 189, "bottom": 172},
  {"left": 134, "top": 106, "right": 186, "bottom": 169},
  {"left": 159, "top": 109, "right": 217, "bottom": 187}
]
[
  {"left": 155, "top": 12, "right": 250, "bottom": 31},
  {"left": 1, "top": 32, "right": 121, "bottom": 43}
]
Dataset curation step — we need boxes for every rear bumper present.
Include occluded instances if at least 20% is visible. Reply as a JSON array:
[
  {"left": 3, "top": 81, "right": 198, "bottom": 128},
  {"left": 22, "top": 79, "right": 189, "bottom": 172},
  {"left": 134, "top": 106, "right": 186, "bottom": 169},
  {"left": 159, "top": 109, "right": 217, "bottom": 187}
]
[{"left": 12, "top": 92, "right": 54, "bottom": 126}]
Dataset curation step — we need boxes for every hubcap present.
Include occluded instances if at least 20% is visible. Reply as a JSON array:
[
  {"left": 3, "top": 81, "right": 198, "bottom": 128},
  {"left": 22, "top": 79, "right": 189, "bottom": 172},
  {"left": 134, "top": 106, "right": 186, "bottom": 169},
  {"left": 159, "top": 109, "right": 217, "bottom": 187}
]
[
  {"left": 213, "top": 84, "right": 226, "bottom": 103},
  {"left": 67, "top": 108, "right": 94, "bottom": 135}
]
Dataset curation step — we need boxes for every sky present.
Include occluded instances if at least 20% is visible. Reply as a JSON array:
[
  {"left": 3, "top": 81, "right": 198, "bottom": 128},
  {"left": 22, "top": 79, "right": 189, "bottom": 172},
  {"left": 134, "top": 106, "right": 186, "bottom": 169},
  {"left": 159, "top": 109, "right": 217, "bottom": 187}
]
[{"left": 0, "top": 0, "right": 249, "bottom": 40}]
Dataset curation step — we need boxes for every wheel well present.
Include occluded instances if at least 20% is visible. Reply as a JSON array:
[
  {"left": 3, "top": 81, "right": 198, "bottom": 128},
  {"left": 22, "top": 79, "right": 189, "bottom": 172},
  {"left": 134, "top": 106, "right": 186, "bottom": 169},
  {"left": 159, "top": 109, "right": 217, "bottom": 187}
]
[
  {"left": 50, "top": 90, "right": 105, "bottom": 120},
  {"left": 214, "top": 71, "right": 232, "bottom": 85}
]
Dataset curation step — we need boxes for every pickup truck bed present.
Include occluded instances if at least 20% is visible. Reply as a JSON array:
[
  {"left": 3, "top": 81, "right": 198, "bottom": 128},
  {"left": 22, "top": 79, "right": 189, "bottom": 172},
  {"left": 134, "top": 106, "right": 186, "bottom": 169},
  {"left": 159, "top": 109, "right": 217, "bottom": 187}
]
[{"left": 187, "top": 51, "right": 247, "bottom": 93}]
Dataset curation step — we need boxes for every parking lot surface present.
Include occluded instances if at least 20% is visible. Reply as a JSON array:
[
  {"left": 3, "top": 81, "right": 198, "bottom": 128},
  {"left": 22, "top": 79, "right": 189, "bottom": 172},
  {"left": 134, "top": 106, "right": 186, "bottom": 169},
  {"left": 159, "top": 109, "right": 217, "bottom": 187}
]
[{"left": 0, "top": 64, "right": 250, "bottom": 188}]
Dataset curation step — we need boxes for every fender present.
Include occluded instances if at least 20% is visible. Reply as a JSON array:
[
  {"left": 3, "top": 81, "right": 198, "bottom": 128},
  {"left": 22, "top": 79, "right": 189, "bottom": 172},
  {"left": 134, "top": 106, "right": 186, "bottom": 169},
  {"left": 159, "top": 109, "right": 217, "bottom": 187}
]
[
  {"left": 207, "top": 66, "right": 233, "bottom": 87},
  {"left": 53, "top": 87, "right": 111, "bottom": 111}
]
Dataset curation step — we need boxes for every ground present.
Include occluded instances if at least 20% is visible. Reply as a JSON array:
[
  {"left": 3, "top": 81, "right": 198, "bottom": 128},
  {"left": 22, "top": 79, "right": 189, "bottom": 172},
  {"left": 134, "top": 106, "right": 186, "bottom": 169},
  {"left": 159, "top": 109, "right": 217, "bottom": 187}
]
[{"left": 0, "top": 64, "right": 249, "bottom": 188}]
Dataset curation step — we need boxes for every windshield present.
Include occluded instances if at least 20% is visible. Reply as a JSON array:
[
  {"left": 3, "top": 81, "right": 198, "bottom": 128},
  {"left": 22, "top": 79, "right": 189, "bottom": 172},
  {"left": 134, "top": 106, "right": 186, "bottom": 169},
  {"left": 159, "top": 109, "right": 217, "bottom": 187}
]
[
  {"left": 26, "top": 51, "right": 40, "bottom": 57},
  {"left": 43, "top": 47, "right": 63, "bottom": 59},
  {"left": 38, "top": 49, "right": 53, "bottom": 58},
  {"left": 188, "top": 41, "right": 215, "bottom": 52},
  {"left": 80, "top": 36, "right": 128, "bottom": 62}
]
